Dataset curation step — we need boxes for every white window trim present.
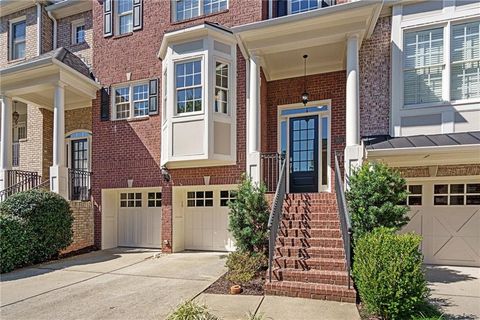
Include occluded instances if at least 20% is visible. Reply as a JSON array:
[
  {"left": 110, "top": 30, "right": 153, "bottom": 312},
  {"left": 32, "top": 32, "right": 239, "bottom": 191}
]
[
  {"left": 115, "top": 0, "right": 133, "bottom": 35},
  {"left": 213, "top": 57, "right": 231, "bottom": 115},
  {"left": 173, "top": 56, "right": 205, "bottom": 117},
  {"left": 172, "top": 0, "right": 229, "bottom": 22},
  {"left": 9, "top": 16, "right": 26, "bottom": 61},
  {"left": 287, "top": 0, "right": 321, "bottom": 15},
  {"left": 65, "top": 130, "right": 92, "bottom": 173},
  {"left": 111, "top": 80, "right": 150, "bottom": 121},
  {"left": 71, "top": 19, "right": 86, "bottom": 45},
  {"left": 390, "top": 3, "right": 480, "bottom": 137},
  {"left": 276, "top": 100, "right": 332, "bottom": 193},
  {"left": 406, "top": 184, "right": 423, "bottom": 206},
  {"left": 433, "top": 182, "right": 480, "bottom": 206}
]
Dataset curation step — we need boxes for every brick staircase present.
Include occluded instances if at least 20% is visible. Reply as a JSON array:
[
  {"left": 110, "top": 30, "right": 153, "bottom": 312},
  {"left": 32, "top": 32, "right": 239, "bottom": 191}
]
[{"left": 264, "top": 192, "right": 356, "bottom": 303}]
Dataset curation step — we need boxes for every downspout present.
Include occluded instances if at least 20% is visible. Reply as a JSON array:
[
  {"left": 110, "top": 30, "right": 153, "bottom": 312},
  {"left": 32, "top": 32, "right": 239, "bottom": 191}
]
[
  {"left": 47, "top": 10, "right": 57, "bottom": 49},
  {"left": 36, "top": 2, "right": 42, "bottom": 55}
]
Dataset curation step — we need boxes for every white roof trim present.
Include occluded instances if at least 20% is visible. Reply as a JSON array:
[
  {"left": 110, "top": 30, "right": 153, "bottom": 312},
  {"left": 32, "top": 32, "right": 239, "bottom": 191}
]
[{"left": 367, "top": 144, "right": 480, "bottom": 157}]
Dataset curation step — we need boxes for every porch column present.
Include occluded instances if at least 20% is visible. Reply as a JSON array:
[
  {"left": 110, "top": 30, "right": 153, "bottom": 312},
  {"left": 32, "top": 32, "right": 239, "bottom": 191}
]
[
  {"left": 50, "top": 83, "right": 68, "bottom": 198},
  {"left": 0, "top": 96, "right": 13, "bottom": 191},
  {"left": 344, "top": 34, "right": 364, "bottom": 180},
  {"left": 247, "top": 53, "right": 261, "bottom": 183}
]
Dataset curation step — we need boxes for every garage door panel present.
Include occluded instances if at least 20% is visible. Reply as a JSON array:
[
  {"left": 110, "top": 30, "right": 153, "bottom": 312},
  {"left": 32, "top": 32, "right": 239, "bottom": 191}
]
[{"left": 403, "top": 209, "right": 423, "bottom": 235}]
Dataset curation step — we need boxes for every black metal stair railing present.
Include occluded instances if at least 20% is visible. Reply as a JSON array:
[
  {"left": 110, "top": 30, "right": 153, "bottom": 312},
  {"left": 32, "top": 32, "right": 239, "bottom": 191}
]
[
  {"left": 334, "top": 152, "right": 353, "bottom": 289},
  {"left": 261, "top": 152, "right": 286, "bottom": 193},
  {"left": 0, "top": 170, "right": 42, "bottom": 202},
  {"left": 267, "top": 156, "right": 287, "bottom": 282},
  {"left": 68, "top": 169, "right": 92, "bottom": 201}
]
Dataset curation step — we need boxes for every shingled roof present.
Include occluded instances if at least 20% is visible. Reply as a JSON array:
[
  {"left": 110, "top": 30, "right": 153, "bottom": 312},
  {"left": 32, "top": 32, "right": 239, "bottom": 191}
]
[{"left": 364, "top": 132, "right": 480, "bottom": 150}]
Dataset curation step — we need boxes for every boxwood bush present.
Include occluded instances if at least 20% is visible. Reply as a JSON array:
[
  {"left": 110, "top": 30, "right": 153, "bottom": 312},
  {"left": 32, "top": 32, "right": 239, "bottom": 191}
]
[
  {"left": 225, "top": 251, "right": 267, "bottom": 285},
  {"left": 0, "top": 189, "right": 73, "bottom": 272},
  {"left": 0, "top": 214, "right": 33, "bottom": 273},
  {"left": 353, "top": 227, "right": 428, "bottom": 320}
]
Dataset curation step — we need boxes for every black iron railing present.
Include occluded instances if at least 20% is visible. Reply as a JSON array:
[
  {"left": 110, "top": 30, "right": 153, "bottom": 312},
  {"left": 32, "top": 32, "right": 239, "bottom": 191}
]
[
  {"left": 68, "top": 169, "right": 92, "bottom": 201},
  {"left": 261, "top": 152, "right": 285, "bottom": 193},
  {"left": 12, "top": 142, "right": 20, "bottom": 167},
  {"left": 334, "top": 152, "right": 353, "bottom": 289},
  {"left": 267, "top": 157, "right": 287, "bottom": 282},
  {"left": 0, "top": 170, "right": 42, "bottom": 202}
]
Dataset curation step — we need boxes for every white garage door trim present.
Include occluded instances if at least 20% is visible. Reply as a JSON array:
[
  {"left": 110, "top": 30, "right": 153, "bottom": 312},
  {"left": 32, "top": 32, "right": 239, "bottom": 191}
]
[
  {"left": 101, "top": 187, "right": 163, "bottom": 250},
  {"left": 402, "top": 177, "right": 480, "bottom": 267}
]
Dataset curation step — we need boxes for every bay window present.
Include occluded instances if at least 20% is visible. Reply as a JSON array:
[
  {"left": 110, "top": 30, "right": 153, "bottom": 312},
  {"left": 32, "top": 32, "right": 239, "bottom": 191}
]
[
  {"left": 113, "top": 80, "right": 158, "bottom": 120},
  {"left": 403, "top": 28, "right": 444, "bottom": 105},
  {"left": 175, "top": 60, "right": 202, "bottom": 114},
  {"left": 451, "top": 21, "right": 480, "bottom": 101},
  {"left": 174, "top": 0, "right": 228, "bottom": 22},
  {"left": 214, "top": 62, "right": 229, "bottom": 114}
]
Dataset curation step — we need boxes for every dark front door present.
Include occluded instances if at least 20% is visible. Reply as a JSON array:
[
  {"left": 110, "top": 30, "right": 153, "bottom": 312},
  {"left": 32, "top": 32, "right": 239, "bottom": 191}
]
[{"left": 289, "top": 115, "right": 318, "bottom": 193}]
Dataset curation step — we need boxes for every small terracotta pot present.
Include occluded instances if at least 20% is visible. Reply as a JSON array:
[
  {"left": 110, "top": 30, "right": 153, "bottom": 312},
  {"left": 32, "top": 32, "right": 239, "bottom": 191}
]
[{"left": 230, "top": 284, "right": 242, "bottom": 294}]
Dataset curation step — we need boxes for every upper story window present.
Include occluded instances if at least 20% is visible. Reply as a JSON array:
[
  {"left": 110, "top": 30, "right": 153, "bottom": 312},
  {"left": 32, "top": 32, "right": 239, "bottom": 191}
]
[
  {"left": 290, "top": 0, "right": 318, "bottom": 14},
  {"left": 72, "top": 19, "right": 86, "bottom": 45},
  {"left": 117, "top": 0, "right": 133, "bottom": 34},
  {"left": 10, "top": 19, "right": 26, "bottom": 60},
  {"left": 451, "top": 21, "right": 480, "bottom": 100},
  {"left": 215, "top": 62, "right": 229, "bottom": 114},
  {"left": 174, "top": 0, "right": 228, "bottom": 22},
  {"left": 403, "top": 28, "right": 444, "bottom": 105},
  {"left": 112, "top": 79, "right": 158, "bottom": 120},
  {"left": 175, "top": 60, "right": 202, "bottom": 114},
  {"left": 403, "top": 20, "right": 480, "bottom": 107}
]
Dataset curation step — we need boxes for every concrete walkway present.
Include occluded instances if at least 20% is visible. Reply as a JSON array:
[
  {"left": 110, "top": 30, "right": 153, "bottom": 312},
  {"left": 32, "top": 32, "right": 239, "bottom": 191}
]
[
  {"left": 0, "top": 249, "right": 227, "bottom": 320},
  {"left": 426, "top": 265, "right": 480, "bottom": 320},
  {"left": 195, "top": 293, "right": 360, "bottom": 320}
]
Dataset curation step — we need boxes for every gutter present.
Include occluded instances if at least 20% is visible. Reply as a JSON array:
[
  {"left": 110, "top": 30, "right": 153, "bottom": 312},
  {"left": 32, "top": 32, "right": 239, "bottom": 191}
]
[
  {"left": 47, "top": 10, "right": 57, "bottom": 49},
  {"left": 36, "top": 2, "right": 42, "bottom": 55},
  {"left": 367, "top": 144, "right": 480, "bottom": 157}
]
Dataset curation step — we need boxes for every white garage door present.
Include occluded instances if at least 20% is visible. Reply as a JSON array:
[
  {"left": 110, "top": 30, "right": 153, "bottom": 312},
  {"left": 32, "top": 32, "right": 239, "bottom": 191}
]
[
  {"left": 118, "top": 190, "right": 162, "bottom": 248},
  {"left": 402, "top": 180, "right": 480, "bottom": 267},
  {"left": 184, "top": 190, "right": 235, "bottom": 251}
]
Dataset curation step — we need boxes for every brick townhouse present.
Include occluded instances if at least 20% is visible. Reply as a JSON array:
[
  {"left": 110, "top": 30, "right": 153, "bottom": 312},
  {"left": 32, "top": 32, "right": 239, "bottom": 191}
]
[{"left": 1, "top": 0, "right": 479, "bottom": 301}]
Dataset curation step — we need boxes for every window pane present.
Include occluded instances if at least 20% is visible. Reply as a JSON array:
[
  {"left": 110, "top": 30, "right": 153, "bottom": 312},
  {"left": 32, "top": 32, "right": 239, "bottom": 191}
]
[
  {"left": 466, "top": 195, "right": 480, "bottom": 205},
  {"left": 176, "top": 0, "right": 200, "bottom": 21},
  {"left": 450, "top": 195, "right": 464, "bottom": 205},
  {"left": 409, "top": 185, "right": 422, "bottom": 195},
  {"left": 204, "top": 0, "right": 227, "bottom": 15},
  {"left": 408, "top": 196, "right": 422, "bottom": 206},
  {"left": 76, "top": 25, "right": 85, "bottom": 43},
  {"left": 291, "top": 0, "right": 318, "bottom": 14},
  {"left": 13, "top": 21, "right": 26, "bottom": 41},
  {"left": 434, "top": 196, "right": 448, "bottom": 205},
  {"left": 118, "top": 0, "right": 133, "bottom": 14},
  {"left": 119, "top": 14, "right": 133, "bottom": 34},
  {"left": 467, "top": 184, "right": 480, "bottom": 193},
  {"left": 450, "top": 184, "right": 465, "bottom": 194},
  {"left": 434, "top": 184, "right": 448, "bottom": 194},
  {"left": 451, "top": 61, "right": 480, "bottom": 100},
  {"left": 13, "top": 42, "right": 25, "bottom": 60},
  {"left": 176, "top": 60, "right": 202, "bottom": 114}
]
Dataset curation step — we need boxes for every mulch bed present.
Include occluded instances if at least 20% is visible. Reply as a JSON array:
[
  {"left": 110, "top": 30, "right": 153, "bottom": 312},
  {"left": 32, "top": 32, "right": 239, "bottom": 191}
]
[{"left": 203, "top": 272, "right": 265, "bottom": 296}]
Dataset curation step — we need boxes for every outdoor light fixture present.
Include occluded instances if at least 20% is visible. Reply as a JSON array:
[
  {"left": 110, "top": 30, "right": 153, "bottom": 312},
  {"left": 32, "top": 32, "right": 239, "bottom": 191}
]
[
  {"left": 301, "top": 54, "right": 309, "bottom": 106},
  {"left": 12, "top": 101, "right": 19, "bottom": 125},
  {"left": 161, "top": 166, "right": 171, "bottom": 182}
]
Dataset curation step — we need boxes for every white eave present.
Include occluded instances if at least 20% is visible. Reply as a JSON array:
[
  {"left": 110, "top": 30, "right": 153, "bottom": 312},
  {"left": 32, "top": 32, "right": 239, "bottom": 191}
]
[
  {"left": 0, "top": 0, "right": 38, "bottom": 17},
  {"left": 45, "top": 0, "right": 92, "bottom": 19},
  {"left": 157, "top": 23, "right": 235, "bottom": 60}
]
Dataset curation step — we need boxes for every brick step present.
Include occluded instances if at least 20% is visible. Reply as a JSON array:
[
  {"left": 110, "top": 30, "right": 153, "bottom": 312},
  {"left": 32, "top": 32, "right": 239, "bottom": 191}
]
[
  {"left": 284, "top": 207, "right": 339, "bottom": 214},
  {"left": 271, "top": 268, "right": 350, "bottom": 286},
  {"left": 273, "top": 257, "right": 347, "bottom": 271},
  {"left": 283, "top": 213, "right": 340, "bottom": 221},
  {"left": 275, "top": 246, "right": 345, "bottom": 259},
  {"left": 281, "top": 220, "right": 340, "bottom": 230},
  {"left": 285, "top": 193, "right": 337, "bottom": 201},
  {"left": 276, "top": 237, "right": 344, "bottom": 248},
  {"left": 278, "top": 228, "right": 342, "bottom": 239},
  {"left": 264, "top": 280, "right": 356, "bottom": 303}
]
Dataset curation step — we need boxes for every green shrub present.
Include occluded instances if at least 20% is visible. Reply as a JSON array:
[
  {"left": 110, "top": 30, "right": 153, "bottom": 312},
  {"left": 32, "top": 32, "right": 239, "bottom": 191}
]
[
  {"left": 346, "top": 161, "right": 409, "bottom": 241},
  {"left": 225, "top": 251, "right": 267, "bottom": 285},
  {"left": 0, "top": 214, "right": 33, "bottom": 273},
  {"left": 353, "top": 227, "right": 428, "bottom": 320},
  {"left": 228, "top": 175, "right": 269, "bottom": 254},
  {"left": 166, "top": 301, "right": 219, "bottom": 320},
  {"left": 0, "top": 189, "right": 73, "bottom": 264}
]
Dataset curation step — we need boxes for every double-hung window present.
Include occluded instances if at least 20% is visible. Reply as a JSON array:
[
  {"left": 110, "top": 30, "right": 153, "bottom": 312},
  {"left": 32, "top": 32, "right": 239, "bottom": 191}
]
[
  {"left": 175, "top": 0, "right": 227, "bottom": 22},
  {"left": 290, "top": 0, "right": 318, "bottom": 14},
  {"left": 451, "top": 21, "right": 480, "bottom": 100},
  {"left": 214, "top": 62, "right": 229, "bottom": 114},
  {"left": 72, "top": 20, "right": 86, "bottom": 45},
  {"left": 117, "top": 0, "right": 133, "bottom": 35},
  {"left": 113, "top": 80, "right": 157, "bottom": 120},
  {"left": 10, "top": 19, "right": 26, "bottom": 60},
  {"left": 175, "top": 60, "right": 202, "bottom": 114},
  {"left": 403, "top": 28, "right": 444, "bottom": 105}
]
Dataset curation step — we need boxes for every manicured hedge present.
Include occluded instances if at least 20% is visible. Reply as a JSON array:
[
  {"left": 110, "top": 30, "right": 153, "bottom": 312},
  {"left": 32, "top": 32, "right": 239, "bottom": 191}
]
[
  {"left": 0, "top": 190, "right": 73, "bottom": 272},
  {"left": 353, "top": 227, "right": 428, "bottom": 320}
]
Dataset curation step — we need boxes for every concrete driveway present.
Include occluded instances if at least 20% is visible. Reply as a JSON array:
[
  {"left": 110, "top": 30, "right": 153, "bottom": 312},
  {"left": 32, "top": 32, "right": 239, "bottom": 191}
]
[
  {"left": 0, "top": 248, "right": 227, "bottom": 320},
  {"left": 426, "top": 265, "right": 480, "bottom": 320}
]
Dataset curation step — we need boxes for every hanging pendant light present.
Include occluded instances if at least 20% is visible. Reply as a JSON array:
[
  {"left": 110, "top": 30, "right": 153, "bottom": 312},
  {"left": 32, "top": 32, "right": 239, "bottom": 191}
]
[
  {"left": 12, "top": 101, "right": 19, "bottom": 125},
  {"left": 301, "top": 54, "right": 309, "bottom": 106}
]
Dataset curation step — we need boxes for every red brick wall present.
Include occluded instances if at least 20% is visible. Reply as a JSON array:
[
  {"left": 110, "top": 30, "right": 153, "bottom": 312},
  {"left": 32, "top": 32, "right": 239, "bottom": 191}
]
[
  {"left": 264, "top": 71, "right": 347, "bottom": 187},
  {"left": 91, "top": 0, "right": 264, "bottom": 249},
  {"left": 359, "top": 16, "right": 391, "bottom": 137}
]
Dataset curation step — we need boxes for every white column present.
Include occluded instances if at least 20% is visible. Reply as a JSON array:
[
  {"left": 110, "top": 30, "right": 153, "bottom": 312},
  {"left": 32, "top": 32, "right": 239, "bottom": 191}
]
[
  {"left": 344, "top": 34, "right": 363, "bottom": 181},
  {"left": 346, "top": 34, "right": 360, "bottom": 147},
  {"left": 50, "top": 83, "right": 68, "bottom": 198},
  {"left": 0, "top": 96, "right": 13, "bottom": 191},
  {"left": 247, "top": 53, "right": 261, "bottom": 183}
]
